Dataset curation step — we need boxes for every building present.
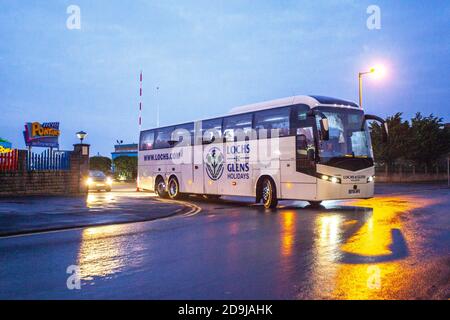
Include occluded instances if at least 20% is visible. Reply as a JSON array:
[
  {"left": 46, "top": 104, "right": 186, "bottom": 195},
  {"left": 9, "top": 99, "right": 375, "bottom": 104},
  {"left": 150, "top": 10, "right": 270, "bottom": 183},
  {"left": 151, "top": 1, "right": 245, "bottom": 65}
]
[{"left": 111, "top": 143, "right": 138, "bottom": 172}]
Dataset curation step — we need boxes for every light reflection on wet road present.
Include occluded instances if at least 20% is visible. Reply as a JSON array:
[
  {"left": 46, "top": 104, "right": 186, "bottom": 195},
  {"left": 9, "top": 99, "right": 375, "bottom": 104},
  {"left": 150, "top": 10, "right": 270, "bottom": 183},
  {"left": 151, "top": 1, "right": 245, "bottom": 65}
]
[{"left": 0, "top": 187, "right": 448, "bottom": 299}]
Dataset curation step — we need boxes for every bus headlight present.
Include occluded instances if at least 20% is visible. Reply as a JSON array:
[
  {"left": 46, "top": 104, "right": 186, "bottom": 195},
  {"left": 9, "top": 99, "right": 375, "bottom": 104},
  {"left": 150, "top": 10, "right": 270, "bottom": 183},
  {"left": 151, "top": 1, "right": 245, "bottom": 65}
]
[
  {"left": 86, "top": 177, "right": 93, "bottom": 186},
  {"left": 319, "top": 174, "right": 341, "bottom": 184},
  {"left": 367, "top": 176, "right": 375, "bottom": 183}
]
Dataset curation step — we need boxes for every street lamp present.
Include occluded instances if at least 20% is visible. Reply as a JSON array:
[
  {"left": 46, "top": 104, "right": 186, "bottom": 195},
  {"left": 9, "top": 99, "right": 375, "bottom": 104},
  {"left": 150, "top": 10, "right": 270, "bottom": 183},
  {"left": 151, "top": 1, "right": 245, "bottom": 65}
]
[
  {"left": 156, "top": 86, "right": 160, "bottom": 127},
  {"left": 76, "top": 131, "right": 87, "bottom": 144},
  {"left": 358, "top": 64, "right": 385, "bottom": 108}
]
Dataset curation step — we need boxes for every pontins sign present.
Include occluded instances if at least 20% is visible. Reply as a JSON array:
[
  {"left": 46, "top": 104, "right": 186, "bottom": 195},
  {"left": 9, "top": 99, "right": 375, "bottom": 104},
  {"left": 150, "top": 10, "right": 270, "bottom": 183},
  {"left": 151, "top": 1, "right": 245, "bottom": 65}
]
[{"left": 24, "top": 122, "right": 60, "bottom": 148}]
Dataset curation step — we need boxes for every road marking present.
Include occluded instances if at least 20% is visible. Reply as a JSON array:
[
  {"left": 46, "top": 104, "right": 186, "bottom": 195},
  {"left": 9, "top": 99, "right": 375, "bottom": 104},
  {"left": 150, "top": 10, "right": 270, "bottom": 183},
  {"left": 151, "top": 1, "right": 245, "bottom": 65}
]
[{"left": 155, "top": 198, "right": 202, "bottom": 218}]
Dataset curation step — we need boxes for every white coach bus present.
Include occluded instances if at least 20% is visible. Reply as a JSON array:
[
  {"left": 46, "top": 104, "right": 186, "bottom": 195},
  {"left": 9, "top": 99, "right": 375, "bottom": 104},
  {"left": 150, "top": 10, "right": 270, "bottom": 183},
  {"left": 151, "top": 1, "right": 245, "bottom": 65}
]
[{"left": 137, "top": 95, "right": 388, "bottom": 208}]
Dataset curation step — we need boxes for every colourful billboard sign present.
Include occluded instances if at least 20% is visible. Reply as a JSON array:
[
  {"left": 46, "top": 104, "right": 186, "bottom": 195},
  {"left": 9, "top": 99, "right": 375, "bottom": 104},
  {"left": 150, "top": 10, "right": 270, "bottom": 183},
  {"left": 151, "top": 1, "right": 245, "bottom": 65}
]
[
  {"left": 0, "top": 138, "right": 13, "bottom": 153},
  {"left": 23, "top": 122, "right": 60, "bottom": 148}
]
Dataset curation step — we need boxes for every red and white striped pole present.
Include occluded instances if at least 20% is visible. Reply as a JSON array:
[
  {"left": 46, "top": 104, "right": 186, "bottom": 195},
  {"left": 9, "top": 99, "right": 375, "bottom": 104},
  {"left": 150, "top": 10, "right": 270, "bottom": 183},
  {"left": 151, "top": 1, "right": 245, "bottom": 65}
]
[
  {"left": 139, "top": 70, "right": 143, "bottom": 131},
  {"left": 137, "top": 70, "right": 143, "bottom": 192}
]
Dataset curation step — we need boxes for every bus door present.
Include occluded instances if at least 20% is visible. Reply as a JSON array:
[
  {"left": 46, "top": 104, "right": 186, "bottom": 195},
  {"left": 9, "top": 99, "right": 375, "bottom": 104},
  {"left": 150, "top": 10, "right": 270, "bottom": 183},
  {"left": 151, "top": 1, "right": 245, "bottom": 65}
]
[
  {"left": 190, "top": 122, "right": 204, "bottom": 194},
  {"left": 295, "top": 126, "right": 316, "bottom": 181},
  {"left": 192, "top": 142, "right": 204, "bottom": 194},
  {"left": 294, "top": 106, "right": 317, "bottom": 183}
]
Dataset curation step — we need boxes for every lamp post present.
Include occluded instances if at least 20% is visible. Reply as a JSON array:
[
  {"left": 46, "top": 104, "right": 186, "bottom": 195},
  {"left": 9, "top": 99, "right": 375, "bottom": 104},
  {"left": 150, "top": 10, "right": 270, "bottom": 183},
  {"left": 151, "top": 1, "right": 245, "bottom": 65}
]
[
  {"left": 358, "top": 68, "right": 375, "bottom": 108},
  {"left": 76, "top": 131, "right": 87, "bottom": 144},
  {"left": 358, "top": 64, "right": 386, "bottom": 108},
  {"left": 156, "top": 86, "right": 160, "bottom": 127}
]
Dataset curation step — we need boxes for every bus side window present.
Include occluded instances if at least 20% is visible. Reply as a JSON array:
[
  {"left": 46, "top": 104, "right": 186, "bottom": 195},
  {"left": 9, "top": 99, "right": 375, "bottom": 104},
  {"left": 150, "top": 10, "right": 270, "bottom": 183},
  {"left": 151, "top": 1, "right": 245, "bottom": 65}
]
[
  {"left": 202, "top": 118, "right": 223, "bottom": 144},
  {"left": 223, "top": 114, "right": 253, "bottom": 142},
  {"left": 173, "top": 123, "right": 194, "bottom": 146},
  {"left": 139, "top": 130, "right": 155, "bottom": 151},
  {"left": 296, "top": 127, "right": 315, "bottom": 174},
  {"left": 294, "top": 104, "right": 310, "bottom": 128},
  {"left": 298, "top": 110, "right": 307, "bottom": 121},
  {"left": 296, "top": 127, "right": 314, "bottom": 156},
  {"left": 254, "top": 107, "right": 290, "bottom": 138},
  {"left": 297, "top": 134, "right": 308, "bottom": 153},
  {"left": 154, "top": 127, "right": 174, "bottom": 149}
]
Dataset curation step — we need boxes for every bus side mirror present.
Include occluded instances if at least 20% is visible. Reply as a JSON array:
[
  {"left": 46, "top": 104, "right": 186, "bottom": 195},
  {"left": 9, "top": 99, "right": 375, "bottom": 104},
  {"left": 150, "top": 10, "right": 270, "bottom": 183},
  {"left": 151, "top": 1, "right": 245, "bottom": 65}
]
[
  {"left": 364, "top": 114, "right": 389, "bottom": 143},
  {"left": 320, "top": 118, "right": 329, "bottom": 141},
  {"left": 307, "top": 149, "right": 315, "bottom": 161}
]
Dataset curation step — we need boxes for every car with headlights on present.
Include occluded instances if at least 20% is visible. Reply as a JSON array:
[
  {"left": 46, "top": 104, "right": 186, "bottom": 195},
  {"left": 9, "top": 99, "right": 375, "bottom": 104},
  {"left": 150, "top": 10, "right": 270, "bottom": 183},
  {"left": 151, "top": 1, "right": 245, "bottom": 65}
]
[{"left": 86, "top": 170, "right": 113, "bottom": 192}]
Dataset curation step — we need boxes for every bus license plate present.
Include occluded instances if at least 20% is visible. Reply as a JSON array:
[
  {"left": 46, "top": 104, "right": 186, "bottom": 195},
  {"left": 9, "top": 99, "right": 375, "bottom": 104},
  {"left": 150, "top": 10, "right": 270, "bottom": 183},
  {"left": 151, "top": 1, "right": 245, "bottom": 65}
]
[{"left": 349, "top": 189, "right": 360, "bottom": 195}]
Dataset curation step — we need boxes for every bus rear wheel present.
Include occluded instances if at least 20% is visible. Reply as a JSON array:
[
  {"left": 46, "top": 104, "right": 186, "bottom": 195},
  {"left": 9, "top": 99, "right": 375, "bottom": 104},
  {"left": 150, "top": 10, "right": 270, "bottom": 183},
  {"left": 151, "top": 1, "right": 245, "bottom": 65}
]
[
  {"left": 168, "top": 177, "right": 183, "bottom": 200},
  {"left": 261, "top": 178, "right": 278, "bottom": 209},
  {"left": 155, "top": 177, "right": 168, "bottom": 198}
]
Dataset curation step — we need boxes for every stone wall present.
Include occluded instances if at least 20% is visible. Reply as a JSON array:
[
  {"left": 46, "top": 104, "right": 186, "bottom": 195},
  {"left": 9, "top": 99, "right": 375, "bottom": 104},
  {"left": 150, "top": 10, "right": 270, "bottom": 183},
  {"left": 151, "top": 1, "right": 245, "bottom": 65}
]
[{"left": 0, "top": 144, "right": 90, "bottom": 197}]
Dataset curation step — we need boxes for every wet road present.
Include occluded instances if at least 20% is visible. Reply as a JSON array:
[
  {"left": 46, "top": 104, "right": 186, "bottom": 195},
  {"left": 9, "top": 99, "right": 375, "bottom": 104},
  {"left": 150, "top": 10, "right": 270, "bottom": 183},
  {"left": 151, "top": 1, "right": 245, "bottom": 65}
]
[
  {"left": 0, "top": 185, "right": 191, "bottom": 236},
  {"left": 0, "top": 185, "right": 449, "bottom": 299}
]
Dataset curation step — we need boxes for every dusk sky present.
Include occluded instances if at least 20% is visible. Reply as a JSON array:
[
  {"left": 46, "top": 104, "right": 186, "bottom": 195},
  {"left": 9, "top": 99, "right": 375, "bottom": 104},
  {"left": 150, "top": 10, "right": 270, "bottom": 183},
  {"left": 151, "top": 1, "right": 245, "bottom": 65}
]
[{"left": 1, "top": 0, "right": 449, "bottom": 156}]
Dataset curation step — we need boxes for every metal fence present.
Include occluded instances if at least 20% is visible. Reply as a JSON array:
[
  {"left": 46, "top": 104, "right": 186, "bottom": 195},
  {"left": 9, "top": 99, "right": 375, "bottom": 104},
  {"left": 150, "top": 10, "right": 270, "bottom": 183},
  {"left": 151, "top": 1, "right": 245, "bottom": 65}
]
[
  {"left": 375, "top": 160, "right": 448, "bottom": 175},
  {"left": 0, "top": 150, "right": 19, "bottom": 172},
  {"left": 26, "top": 149, "right": 71, "bottom": 171}
]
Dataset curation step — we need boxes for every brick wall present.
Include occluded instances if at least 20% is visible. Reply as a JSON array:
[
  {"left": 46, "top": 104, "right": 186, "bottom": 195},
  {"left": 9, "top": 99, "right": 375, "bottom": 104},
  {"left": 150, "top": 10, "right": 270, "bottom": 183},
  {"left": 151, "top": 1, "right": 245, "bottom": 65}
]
[{"left": 0, "top": 144, "right": 90, "bottom": 197}]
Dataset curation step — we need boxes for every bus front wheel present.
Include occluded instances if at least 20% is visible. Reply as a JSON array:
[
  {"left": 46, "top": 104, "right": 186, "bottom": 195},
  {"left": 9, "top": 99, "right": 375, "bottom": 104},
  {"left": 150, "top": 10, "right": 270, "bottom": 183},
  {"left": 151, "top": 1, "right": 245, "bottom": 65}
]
[
  {"left": 261, "top": 178, "right": 278, "bottom": 209},
  {"left": 168, "top": 176, "right": 183, "bottom": 200}
]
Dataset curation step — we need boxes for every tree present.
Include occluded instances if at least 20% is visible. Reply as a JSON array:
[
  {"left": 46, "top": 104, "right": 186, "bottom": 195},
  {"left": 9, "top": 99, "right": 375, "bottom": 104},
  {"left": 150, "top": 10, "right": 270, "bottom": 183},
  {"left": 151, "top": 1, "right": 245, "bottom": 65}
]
[
  {"left": 113, "top": 156, "right": 137, "bottom": 180},
  {"left": 408, "top": 113, "right": 450, "bottom": 172},
  {"left": 89, "top": 156, "right": 112, "bottom": 174},
  {"left": 370, "top": 112, "right": 411, "bottom": 172}
]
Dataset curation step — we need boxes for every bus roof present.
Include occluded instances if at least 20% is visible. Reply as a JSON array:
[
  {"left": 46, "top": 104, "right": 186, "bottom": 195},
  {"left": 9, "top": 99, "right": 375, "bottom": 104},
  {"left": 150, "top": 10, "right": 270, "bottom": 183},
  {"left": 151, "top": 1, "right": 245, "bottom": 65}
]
[
  {"left": 228, "top": 95, "right": 359, "bottom": 115},
  {"left": 140, "top": 95, "right": 360, "bottom": 132}
]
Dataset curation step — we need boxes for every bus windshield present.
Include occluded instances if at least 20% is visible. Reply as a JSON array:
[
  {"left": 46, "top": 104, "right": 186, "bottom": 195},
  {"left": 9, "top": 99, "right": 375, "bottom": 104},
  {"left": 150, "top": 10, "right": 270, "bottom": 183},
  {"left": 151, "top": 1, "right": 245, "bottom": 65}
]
[{"left": 316, "top": 107, "right": 373, "bottom": 160}]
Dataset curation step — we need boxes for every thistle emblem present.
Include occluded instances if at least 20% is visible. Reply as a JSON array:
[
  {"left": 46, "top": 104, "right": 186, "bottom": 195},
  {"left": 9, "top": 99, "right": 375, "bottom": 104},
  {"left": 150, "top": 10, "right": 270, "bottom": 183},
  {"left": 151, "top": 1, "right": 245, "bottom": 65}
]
[{"left": 205, "top": 147, "right": 224, "bottom": 181}]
